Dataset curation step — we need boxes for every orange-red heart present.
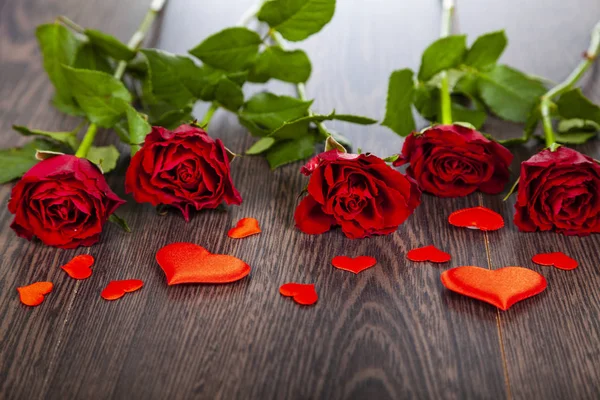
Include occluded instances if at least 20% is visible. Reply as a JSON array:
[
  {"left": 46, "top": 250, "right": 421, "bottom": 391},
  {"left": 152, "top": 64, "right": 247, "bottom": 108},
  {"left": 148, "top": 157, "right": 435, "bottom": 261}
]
[
  {"left": 61, "top": 254, "right": 94, "bottom": 279},
  {"left": 448, "top": 206, "right": 504, "bottom": 231},
  {"left": 156, "top": 242, "right": 251, "bottom": 285},
  {"left": 228, "top": 217, "right": 261, "bottom": 238},
  {"left": 17, "top": 282, "right": 53, "bottom": 306},
  {"left": 441, "top": 266, "right": 547, "bottom": 310},
  {"left": 279, "top": 283, "right": 318, "bottom": 305},
  {"left": 532, "top": 252, "right": 578, "bottom": 270},
  {"left": 407, "top": 245, "right": 451, "bottom": 263},
  {"left": 101, "top": 279, "right": 144, "bottom": 301},
  {"left": 331, "top": 256, "right": 376, "bottom": 274}
]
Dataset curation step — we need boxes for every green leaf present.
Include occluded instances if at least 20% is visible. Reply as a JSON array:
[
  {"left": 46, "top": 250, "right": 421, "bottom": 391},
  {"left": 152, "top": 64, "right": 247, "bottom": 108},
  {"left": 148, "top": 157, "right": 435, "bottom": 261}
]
[
  {"left": 464, "top": 31, "right": 507, "bottom": 69},
  {"left": 147, "top": 103, "right": 193, "bottom": 129},
  {"left": 477, "top": 64, "right": 547, "bottom": 122},
  {"left": 555, "top": 131, "right": 597, "bottom": 144},
  {"left": 86, "top": 145, "right": 120, "bottom": 173},
  {"left": 215, "top": 78, "right": 244, "bottom": 111},
  {"left": 324, "top": 136, "right": 345, "bottom": 152},
  {"left": 414, "top": 84, "right": 439, "bottom": 121},
  {"left": 0, "top": 140, "right": 60, "bottom": 184},
  {"left": 266, "top": 135, "right": 316, "bottom": 169},
  {"left": 108, "top": 213, "right": 131, "bottom": 232},
  {"left": 189, "top": 27, "right": 262, "bottom": 71},
  {"left": 382, "top": 68, "right": 416, "bottom": 136},
  {"left": 246, "top": 137, "right": 276, "bottom": 155},
  {"left": 418, "top": 35, "right": 466, "bottom": 81},
  {"left": 125, "top": 105, "right": 151, "bottom": 145},
  {"left": 556, "top": 88, "right": 600, "bottom": 124},
  {"left": 451, "top": 102, "right": 487, "bottom": 130},
  {"left": 73, "top": 44, "right": 113, "bottom": 73},
  {"left": 13, "top": 125, "right": 79, "bottom": 149},
  {"left": 62, "top": 66, "right": 131, "bottom": 127},
  {"left": 454, "top": 72, "right": 479, "bottom": 96},
  {"left": 238, "top": 92, "right": 312, "bottom": 136},
  {"left": 257, "top": 0, "right": 336, "bottom": 42},
  {"left": 84, "top": 29, "right": 136, "bottom": 61},
  {"left": 141, "top": 49, "right": 199, "bottom": 109},
  {"left": 558, "top": 118, "right": 600, "bottom": 133},
  {"left": 252, "top": 47, "right": 311, "bottom": 83},
  {"left": 36, "top": 23, "right": 83, "bottom": 114},
  {"left": 332, "top": 114, "right": 377, "bottom": 124}
]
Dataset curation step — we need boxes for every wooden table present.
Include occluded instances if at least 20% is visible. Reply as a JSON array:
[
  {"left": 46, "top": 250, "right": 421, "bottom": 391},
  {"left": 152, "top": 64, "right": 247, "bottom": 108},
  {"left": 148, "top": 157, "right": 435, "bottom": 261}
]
[{"left": 2, "top": 0, "right": 600, "bottom": 398}]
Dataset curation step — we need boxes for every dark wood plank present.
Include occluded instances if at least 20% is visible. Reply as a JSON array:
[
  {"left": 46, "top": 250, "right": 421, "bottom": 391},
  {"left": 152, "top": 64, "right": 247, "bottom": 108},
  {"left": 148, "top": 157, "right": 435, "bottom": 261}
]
[
  {"left": 458, "top": 0, "right": 600, "bottom": 398},
  {"left": 1, "top": 0, "right": 598, "bottom": 398}
]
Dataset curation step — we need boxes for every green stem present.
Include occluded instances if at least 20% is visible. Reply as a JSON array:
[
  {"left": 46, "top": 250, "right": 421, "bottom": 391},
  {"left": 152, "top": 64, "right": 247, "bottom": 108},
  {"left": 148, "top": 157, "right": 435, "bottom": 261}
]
[
  {"left": 540, "top": 20, "right": 600, "bottom": 149},
  {"left": 114, "top": 0, "right": 167, "bottom": 79},
  {"left": 200, "top": 102, "right": 219, "bottom": 128},
  {"left": 57, "top": 16, "right": 85, "bottom": 33},
  {"left": 74, "top": 0, "right": 166, "bottom": 159},
  {"left": 75, "top": 123, "right": 97, "bottom": 158},
  {"left": 270, "top": 30, "right": 331, "bottom": 139},
  {"left": 439, "top": 0, "right": 455, "bottom": 125}
]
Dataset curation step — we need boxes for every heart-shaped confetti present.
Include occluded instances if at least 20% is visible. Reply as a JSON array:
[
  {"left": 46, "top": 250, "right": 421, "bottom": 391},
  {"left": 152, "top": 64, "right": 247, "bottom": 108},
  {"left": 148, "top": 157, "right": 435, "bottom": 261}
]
[
  {"left": 406, "top": 245, "right": 451, "bottom": 263},
  {"left": 156, "top": 242, "right": 251, "bottom": 285},
  {"left": 532, "top": 252, "right": 578, "bottom": 270},
  {"left": 61, "top": 254, "right": 94, "bottom": 279},
  {"left": 17, "top": 282, "right": 53, "bottom": 307},
  {"left": 441, "top": 266, "right": 547, "bottom": 310},
  {"left": 101, "top": 279, "right": 144, "bottom": 301},
  {"left": 331, "top": 256, "right": 376, "bottom": 274},
  {"left": 279, "top": 283, "right": 318, "bottom": 305},
  {"left": 228, "top": 217, "right": 261, "bottom": 238},
  {"left": 448, "top": 206, "right": 504, "bottom": 231}
]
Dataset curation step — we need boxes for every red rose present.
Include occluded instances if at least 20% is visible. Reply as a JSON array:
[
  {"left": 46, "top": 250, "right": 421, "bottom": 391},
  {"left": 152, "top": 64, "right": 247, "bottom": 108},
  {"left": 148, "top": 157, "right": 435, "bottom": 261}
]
[
  {"left": 394, "top": 124, "right": 513, "bottom": 197},
  {"left": 514, "top": 146, "right": 600, "bottom": 235},
  {"left": 125, "top": 124, "right": 241, "bottom": 220},
  {"left": 295, "top": 150, "right": 421, "bottom": 238},
  {"left": 8, "top": 155, "right": 125, "bottom": 249}
]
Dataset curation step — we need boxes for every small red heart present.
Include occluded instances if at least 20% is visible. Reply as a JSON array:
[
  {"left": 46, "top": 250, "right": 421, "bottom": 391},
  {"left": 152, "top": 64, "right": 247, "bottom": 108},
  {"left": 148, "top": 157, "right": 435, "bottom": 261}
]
[
  {"left": 448, "top": 206, "right": 504, "bottom": 231},
  {"left": 279, "top": 283, "right": 318, "bottom": 305},
  {"left": 331, "top": 256, "right": 376, "bottom": 274},
  {"left": 441, "top": 266, "right": 547, "bottom": 310},
  {"left": 532, "top": 252, "right": 578, "bottom": 270},
  {"left": 407, "top": 245, "right": 451, "bottom": 263},
  {"left": 228, "top": 217, "right": 261, "bottom": 239},
  {"left": 101, "top": 279, "right": 144, "bottom": 301},
  {"left": 61, "top": 254, "right": 94, "bottom": 279},
  {"left": 17, "top": 282, "right": 53, "bottom": 307},
  {"left": 156, "top": 242, "right": 251, "bottom": 285}
]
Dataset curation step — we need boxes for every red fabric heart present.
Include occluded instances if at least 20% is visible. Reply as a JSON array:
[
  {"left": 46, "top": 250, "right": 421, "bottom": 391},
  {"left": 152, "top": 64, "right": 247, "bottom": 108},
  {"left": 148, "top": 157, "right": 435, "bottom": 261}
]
[
  {"left": 448, "top": 206, "right": 504, "bottom": 231},
  {"left": 331, "top": 256, "right": 376, "bottom": 274},
  {"left": 279, "top": 283, "right": 318, "bottom": 305},
  {"left": 228, "top": 217, "right": 261, "bottom": 238},
  {"left": 441, "top": 266, "right": 547, "bottom": 310},
  {"left": 406, "top": 245, "right": 451, "bottom": 263},
  {"left": 61, "top": 254, "right": 94, "bottom": 279},
  {"left": 101, "top": 279, "right": 144, "bottom": 301},
  {"left": 156, "top": 242, "right": 251, "bottom": 285},
  {"left": 17, "top": 282, "right": 53, "bottom": 306},
  {"left": 532, "top": 252, "right": 578, "bottom": 270}
]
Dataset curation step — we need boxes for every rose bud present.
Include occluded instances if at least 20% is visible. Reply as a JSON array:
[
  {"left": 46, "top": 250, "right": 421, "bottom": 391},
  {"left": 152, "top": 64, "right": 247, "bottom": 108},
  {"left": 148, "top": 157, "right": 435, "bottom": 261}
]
[
  {"left": 514, "top": 146, "right": 600, "bottom": 235},
  {"left": 8, "top": 155, "right": 125, "bottom": 249},
  {"left": 295, "top": 150, "right": 421, "bottom": 239},
  {"left": 125, "top": 124, "right": 242, "bottom": 220},
  {"left": 393, "top": 124, "right": 513, "bottom": 197}
]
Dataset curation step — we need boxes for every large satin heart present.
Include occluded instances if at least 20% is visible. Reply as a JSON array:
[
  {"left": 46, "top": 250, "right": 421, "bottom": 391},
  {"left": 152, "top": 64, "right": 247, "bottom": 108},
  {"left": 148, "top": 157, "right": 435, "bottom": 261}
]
[
  {"left": 441, "top": 266, "right": 547, "bottom": 310},
  {"left": 156, "top": 242, "right": 251, "bottom": 285}
]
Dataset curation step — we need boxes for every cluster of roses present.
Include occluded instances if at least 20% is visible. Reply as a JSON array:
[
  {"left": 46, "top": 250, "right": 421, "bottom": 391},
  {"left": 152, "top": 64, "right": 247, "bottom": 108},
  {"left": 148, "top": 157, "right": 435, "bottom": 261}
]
[
  {"left": 296, "top": 124, "right": 600, "bottom": 238},
  {"left": 9, "top": 121, "right": 600, "bottom": 250}
]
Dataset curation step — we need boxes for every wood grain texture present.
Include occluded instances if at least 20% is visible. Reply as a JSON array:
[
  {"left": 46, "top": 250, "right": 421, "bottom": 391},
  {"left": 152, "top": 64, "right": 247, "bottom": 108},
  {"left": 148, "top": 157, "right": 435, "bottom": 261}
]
[{"left": 0, "top": 0, "right": 598, "bottom": 399}]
